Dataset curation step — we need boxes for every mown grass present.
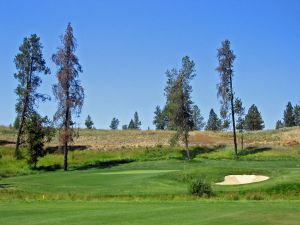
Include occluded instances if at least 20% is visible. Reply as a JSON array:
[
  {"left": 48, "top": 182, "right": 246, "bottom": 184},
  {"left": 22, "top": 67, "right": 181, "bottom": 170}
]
[
  {"left": 1, "top": 154, "right": 299, "bottom": 201},
  {"left": 0, "top": 200, "right": 299, "bottom": 225}
]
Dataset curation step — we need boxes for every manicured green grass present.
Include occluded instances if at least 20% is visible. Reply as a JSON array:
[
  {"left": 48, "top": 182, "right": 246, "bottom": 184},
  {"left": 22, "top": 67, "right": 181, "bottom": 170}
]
[
  {"left": 1, "top": 159, "right": 299, "bottom": 200},
  {"left": 0, "top": 200, "right": 299, "bottom": 225}
]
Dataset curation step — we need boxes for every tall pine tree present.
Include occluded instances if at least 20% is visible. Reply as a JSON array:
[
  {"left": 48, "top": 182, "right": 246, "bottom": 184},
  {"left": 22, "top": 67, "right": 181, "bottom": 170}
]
[
  {"left": 294, "top": 105, "right": 300, "bottom": 126},
  {"left": 244, "top": 104, "right": 264, "bottom": 131},
  {"left": 110, "top": 117, "right": 120, "bottom": 130},
  {"left": 191, "top": 105, "right": 205, "bottom": 130},
  {"left": 284, "top": 102, "right": 296, "bottom": 127},
  {"left": 216, "top": 39, "right": 238, "bottom": 156},
  {"left": 153, "top": 106, "right": 167, "bottom": 130},
  {"left": 128, "top": 119, "right": 135, "bottom": 129},
  {"left": 52, "top": 23, "right": 84, "bottom": 171},
  {"left": 164, "top": 56, "right": 195, "bottom": 159},
  {"left": 275, "top": 120, "right": 284, "bottom": 129},
  {"left": 205, "top": 109, "right": 222, "bottom": 131},
  {"left": 133, "top": 112, "right": 141, "bottom": 129},
  {"left": 85, "top": 115, "right": 94, "bottom": 129},
  {"left": 14, "top": 34, "right": 50, "bottom": 159}
]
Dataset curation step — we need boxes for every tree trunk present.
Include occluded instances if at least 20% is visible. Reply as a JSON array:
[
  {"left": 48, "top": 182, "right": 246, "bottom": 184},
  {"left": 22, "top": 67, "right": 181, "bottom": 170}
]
[
  {"left": 241, "top": 132, "right": 244, "bottom": 151},
  {"left": 63, "top": 141, "right": 68, "bottom": 171},
  {"left": 184, "top": 132, "right": 190, "bottom": 160},
  {"left": 229, "top": 76, "right": 238, "bottom": 157},
  {"left": 15, "top": 97, "right": 28, "bottom": 159},
  {"left": 63, "top": 91, "right": 70, "bottom": 171},
  {"left": 15, "top": 117, "right": 24, "bottom": 159},
  {"left": 15, "top": 59, "right": 33, "bottom": 159}
]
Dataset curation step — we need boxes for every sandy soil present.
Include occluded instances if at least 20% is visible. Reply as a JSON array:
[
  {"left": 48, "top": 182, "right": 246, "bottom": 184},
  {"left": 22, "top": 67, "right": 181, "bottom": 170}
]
[{"left": 216, "top": 175, "right": 269, "bottom": 185}]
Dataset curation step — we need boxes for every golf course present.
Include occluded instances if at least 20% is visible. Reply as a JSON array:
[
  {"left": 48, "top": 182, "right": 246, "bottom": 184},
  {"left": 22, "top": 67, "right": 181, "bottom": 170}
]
[
  {"left": 1, "top": 127, "right": 300, "bottom": 224},
  {"left": 1, "top": 1, "right": 300, "bottom": 224}
]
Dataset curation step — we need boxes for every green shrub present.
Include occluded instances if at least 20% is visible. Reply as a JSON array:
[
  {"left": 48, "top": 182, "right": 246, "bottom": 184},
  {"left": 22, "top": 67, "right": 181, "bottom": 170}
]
[{"left": 188, "top": 178, "right": 213, "bottom": 197}]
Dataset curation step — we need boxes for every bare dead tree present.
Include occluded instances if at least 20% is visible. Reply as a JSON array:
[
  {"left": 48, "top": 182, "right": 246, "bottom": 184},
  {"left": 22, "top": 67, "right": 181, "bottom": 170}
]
[{"left": 52, "top": 23, "right": 84, "bottom": 171}]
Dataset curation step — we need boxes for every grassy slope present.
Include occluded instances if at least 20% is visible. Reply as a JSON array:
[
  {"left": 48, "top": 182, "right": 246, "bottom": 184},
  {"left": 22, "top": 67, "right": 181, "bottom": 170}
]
[{"left": 1, "top": 125, "right": 300, "bottom": 149}]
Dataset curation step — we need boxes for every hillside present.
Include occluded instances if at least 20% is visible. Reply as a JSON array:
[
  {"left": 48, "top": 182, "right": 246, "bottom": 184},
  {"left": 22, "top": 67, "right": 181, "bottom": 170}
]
[{"left": 1, "top": 126, "right": 300, "bottom": 150}]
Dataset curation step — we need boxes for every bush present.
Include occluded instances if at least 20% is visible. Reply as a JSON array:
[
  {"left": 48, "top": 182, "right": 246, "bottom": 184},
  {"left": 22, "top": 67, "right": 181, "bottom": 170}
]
[{"left": 188, "top": 178, "right": 213, "bottom": 197}]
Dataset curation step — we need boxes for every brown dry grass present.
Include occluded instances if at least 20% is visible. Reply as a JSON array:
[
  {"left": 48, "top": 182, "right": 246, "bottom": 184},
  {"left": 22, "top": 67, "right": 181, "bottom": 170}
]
[{"left": 1, "top": 125, "right": 300, "bottom": 150}]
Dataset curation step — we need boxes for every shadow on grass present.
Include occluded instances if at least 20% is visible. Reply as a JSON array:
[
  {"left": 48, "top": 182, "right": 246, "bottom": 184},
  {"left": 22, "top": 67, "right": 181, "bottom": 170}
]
[
  {"left": 238, "top": 147, "right": 272, "bottom": 156},
  {"left": 181, "top": 144, "right": 226, "bottom": 159},
  {"left": 33, "top": 159, "right": 134, "bottom": 172},
  {"left": 35, "top": 164, "right": 62, "bottom": 171},
  {"left": 45, "top": 145, "right": 90, "bottom": 154},
  {"left": 0, "top": 183, "right": 13, "bottom": 189},
  {"left": 74, "top": 159, "right": 135, "bottom": 171},
  {"left": 0, "top": 140, "right": 15, "bottom": 145}
]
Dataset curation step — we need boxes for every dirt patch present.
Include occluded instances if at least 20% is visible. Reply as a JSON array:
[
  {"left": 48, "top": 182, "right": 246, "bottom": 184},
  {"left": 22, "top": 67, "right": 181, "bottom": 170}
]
[{"left": 189, "top": 132, "right": 230, "bottom": 145}]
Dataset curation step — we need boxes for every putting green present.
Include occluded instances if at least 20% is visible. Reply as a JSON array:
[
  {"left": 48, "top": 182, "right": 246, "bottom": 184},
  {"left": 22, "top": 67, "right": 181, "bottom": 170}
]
[{"left": 96, "top": 169, "right": 179, "bottom": 175}]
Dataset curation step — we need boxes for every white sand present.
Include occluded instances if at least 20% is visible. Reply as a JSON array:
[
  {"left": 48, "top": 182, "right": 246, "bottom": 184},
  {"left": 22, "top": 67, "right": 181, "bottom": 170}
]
[{"left": 216, "top": 175, "right": 269, "bottom": 185}]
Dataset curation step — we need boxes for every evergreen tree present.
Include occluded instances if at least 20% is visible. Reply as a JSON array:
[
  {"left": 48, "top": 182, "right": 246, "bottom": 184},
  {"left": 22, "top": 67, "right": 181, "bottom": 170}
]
[
  {"left": 52, "top": 23, "right": 84, "bottom": 171},
  {"left": 13, "top": 34, "right": 50, "bottom": 159},
  {"left": 128, "top": 119, "right": 135, "bottom": 129},
  {"left": 294, "top": 105, "right": 300, "bottom": 126},
  {"left": 216, "top": 39, "right": 238, "bottom": 155},
  {"left": 275, "top": 120, "right": 284, "bottom": 129},
  {"left": 164, "top": 56, "right": 196, "bottom": 159},
  {"left": 153, "top": 106, "right": 167, "bottom": 130},
  {"left": 85, "top": 115, "right": 94, "bottom": 129},
  {"left": 122, "top": 125, "right": 128, "bottom": 130},
  {"left": 283, "top": 102, "right": 295, "bottom": 127},
  {"left": 133, "top": 112, "right": 141, "bottom": 129},
  {"left": 24, "top": 113, "right": 54, "bottom": 169},
  {"left": 13, "top": 116, "right": 20, "bottom": 130},
  {"left": 244, "top": 104, "right": 264, "bottom": 131},
  {"left": 205, "top": 109, "right": 222, "bottom": 131},
  {"left": 110, "top": 117, "right": 120, "bottom": 130},
  {"left": 191, "top": 105, "right": 205, "bottom": 130},
  {"left": 234, "top": 98, "right": 245, "bottom": 150}
]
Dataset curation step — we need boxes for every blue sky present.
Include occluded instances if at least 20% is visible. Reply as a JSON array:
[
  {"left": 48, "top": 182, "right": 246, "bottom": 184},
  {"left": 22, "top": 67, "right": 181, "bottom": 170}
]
[{"left": 0, "top": 0, "right": 299, "bottom": 129}]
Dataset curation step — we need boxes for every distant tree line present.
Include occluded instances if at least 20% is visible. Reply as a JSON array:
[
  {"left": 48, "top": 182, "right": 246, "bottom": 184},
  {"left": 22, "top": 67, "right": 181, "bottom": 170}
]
[
  {"left": 276, "top": 102, "right": 300, "bottom": 129},
  {"left": 83, "top": 111, "right": 142, "bottom": 130}
]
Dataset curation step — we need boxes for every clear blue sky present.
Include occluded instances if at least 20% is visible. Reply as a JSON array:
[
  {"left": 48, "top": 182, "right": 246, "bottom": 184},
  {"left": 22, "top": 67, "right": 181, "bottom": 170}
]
[{"left": 0, "top": 0, "right": 299, "bottom": 129}]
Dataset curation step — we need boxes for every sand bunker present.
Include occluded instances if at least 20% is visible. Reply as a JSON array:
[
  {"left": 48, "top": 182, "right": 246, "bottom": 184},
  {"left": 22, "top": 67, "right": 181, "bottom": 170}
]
[{"left": 216, "top": 175, "right": 269, "bottom": 185}]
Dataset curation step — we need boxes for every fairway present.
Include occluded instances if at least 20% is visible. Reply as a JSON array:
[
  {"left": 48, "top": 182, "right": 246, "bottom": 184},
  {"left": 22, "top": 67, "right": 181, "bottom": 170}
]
[
  {"left": 1, "top": 1, "right": 300, "bottom": 224},
  {"left": 96, "top": 169, "right": 179, "bottom": 174},
  {"left": 0, "top": 200, "right": 299, "bottom": 225},
  {"left": 1, "top": 159, "right": 300, "bottom": 199}
]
